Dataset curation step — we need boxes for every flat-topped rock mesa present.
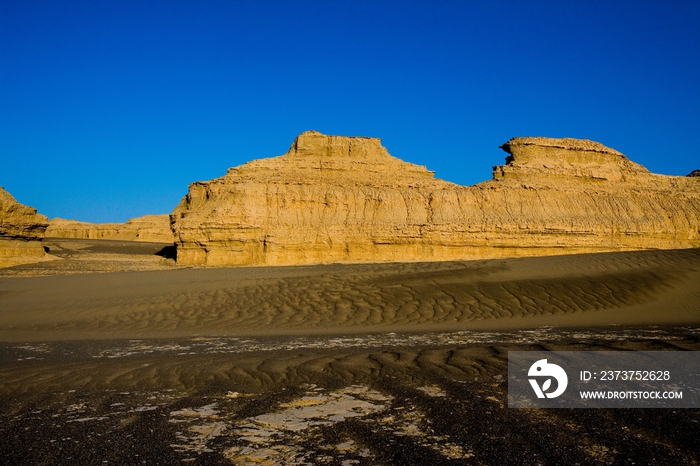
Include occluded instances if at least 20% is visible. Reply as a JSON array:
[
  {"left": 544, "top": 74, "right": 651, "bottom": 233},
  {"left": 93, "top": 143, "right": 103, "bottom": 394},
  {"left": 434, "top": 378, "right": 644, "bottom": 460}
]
[
  {"left": 0, "top": 187, "right": 50, "bottom": 267},
  {"left": 221, "top": 130, "right": 444, "bottom": 186},
  {"left": 46, "top": 214, "right": 173, "bottom": 243},
  {"left": 171, "top": 131, "right": 700, "bottom": 266}
]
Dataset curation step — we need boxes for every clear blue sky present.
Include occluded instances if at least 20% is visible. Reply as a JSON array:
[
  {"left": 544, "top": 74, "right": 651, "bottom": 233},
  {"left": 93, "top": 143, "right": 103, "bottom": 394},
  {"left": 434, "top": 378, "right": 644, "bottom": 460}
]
[{"left": 2, "top": 1, "right": 699, "bottom": 222}]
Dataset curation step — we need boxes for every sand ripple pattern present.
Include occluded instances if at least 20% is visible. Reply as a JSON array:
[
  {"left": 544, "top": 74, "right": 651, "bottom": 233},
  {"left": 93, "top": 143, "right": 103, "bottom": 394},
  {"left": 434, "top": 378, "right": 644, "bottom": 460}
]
[{"left": 0, "top": 248, "right": 698, "bottom": 339}]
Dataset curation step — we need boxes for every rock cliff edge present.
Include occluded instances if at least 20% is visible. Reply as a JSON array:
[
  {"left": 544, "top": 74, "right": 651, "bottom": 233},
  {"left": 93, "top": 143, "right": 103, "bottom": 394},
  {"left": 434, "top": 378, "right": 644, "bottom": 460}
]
[{"left": 0, "top": 187, "right": 50, "bottom": 267}]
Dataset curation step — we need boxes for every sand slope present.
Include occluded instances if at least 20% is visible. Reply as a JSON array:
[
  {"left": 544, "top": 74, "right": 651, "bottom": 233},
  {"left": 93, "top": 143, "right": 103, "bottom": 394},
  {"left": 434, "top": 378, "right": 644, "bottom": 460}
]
[{"left": 1, "top": 248, "right": 698, "bottom": 342}]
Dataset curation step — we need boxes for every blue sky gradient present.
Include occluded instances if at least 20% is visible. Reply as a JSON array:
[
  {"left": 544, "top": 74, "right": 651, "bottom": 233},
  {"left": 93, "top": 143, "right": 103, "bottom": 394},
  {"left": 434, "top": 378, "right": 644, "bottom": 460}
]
[{"left": 2, "top": 0, "right": 699, "bottom": 222}]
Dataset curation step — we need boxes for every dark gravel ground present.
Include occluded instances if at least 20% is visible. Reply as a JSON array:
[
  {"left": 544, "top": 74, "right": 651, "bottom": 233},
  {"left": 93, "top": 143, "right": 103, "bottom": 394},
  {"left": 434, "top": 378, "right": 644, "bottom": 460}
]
[{"left": 1, "top": 330, "right": 699, "bottom": 465}]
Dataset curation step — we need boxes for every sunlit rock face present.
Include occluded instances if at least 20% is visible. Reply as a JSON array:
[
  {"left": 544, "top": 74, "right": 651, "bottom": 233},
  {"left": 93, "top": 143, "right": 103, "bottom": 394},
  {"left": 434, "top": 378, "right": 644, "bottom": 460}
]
[
  {"left": 0, "top": 187, "right": 49, "bottom": 266},
  {"left": 494, "top": 137, "right": 649, "bottom": 182},
  {"left": 171, "top": 131, "right": 700, "bottom": 266},
  {"left": 46, "top": 215, "right": 173, "bottom": 242},
  {"left": 0, "top": 187, "right": 48, "bottom": 240}
]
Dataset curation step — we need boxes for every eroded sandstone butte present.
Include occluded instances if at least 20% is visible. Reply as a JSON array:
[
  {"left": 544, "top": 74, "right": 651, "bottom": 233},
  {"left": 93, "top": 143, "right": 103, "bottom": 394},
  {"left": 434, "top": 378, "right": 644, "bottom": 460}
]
[
  {"left": 171, "top": 131, "right": 700, "bottom": 266},
  {"left": 0, "top": 187, "right": 50, "bottom": 266},
  {"left": 47, "top": 214, "right": 173, "bottom": 243}
]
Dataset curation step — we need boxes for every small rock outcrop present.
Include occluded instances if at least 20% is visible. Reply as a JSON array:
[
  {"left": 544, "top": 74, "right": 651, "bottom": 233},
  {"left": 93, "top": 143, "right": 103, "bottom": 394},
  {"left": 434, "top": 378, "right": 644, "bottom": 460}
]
[
  {"left": 0, "top": 187, "right": 49, "bottom": 239},
  {"left": 0, "top": 187, "right": 50, "bottom": 267},
  {"left": 46, "top": 214, "right": 173, "bottom": 243},
  {"left": 171, "top": 131, "right": 700, "bottom": 266},
  {"left": 688, "top": 170, "right": 700, "bottom": 177},
  {"left": 495, "top": 137, "right": 649, "bottom": 181}
]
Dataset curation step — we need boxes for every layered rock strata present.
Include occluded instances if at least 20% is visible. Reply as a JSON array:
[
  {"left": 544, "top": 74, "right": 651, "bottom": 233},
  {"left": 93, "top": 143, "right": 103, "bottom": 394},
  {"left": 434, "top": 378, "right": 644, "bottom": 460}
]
[
  {"left": 171, "top": 131, "right": 700, "bottom": 266},
  {"left": 0, "top": 187, "right": 50, "bottom": 267},
  {"left": 46, "top": 214, "right": 173, "bottom": 243}
]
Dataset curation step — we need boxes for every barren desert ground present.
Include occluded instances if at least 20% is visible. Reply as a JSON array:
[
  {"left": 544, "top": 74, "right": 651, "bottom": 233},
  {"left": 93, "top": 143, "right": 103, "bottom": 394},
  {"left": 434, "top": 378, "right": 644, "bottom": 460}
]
[{"left": 1, "top": 241, "right": 699, "bottom": 465}]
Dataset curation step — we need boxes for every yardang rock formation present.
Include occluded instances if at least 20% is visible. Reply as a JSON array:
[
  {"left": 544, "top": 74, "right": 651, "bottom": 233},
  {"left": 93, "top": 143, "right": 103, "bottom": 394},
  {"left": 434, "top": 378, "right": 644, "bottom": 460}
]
[
  {"left": 0, "top": 187, "right": 50, "bottom": 267},
  {"left": 171, "top": 131, "right": 700, "bottom": 266},
  {"left": 47, "top": 214, "right": 173, "bottom": 243}
]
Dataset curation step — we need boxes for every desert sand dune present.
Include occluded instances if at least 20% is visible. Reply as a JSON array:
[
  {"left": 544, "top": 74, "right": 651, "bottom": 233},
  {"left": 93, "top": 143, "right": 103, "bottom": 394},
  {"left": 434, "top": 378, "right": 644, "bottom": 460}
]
[{"left": 0, "top": 248, "right": 698, "bottom": 342}]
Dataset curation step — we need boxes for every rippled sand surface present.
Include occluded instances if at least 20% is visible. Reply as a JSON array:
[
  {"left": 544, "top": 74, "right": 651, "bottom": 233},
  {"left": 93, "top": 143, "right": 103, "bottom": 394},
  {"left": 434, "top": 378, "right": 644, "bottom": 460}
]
[
  {"left": 1, "top": 248, "right": 699, "bottom": 341},
  {"left": 1, "top": 246, "right": 699, "bottom": 464}
]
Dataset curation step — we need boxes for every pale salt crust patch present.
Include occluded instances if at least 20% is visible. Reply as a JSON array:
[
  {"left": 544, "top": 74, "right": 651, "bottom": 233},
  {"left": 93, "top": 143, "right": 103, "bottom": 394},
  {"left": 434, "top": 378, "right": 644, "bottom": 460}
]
[
  {"left": 35, "top": 389, "right": 187, "bottom": 447},
  {"left": 379, "top": 405, "right": 475, "bottom": 460},
  {"left": 224, "top": 385, "right": 391, "bottom": 465},
  {"left": 416, "top": 385, "right": 447, "bottom": 397},
  {"left": 159, "top": 384, "right": 473, "bottom": 466},
  {"left": 223, "top": 384, "right": 477, "bottom": 464},
  {"left": 12, "top": 327, "right": 696, "bottom": 362},
  {"left": 169, "top": 403, "right": 227, "bottom": 454}
]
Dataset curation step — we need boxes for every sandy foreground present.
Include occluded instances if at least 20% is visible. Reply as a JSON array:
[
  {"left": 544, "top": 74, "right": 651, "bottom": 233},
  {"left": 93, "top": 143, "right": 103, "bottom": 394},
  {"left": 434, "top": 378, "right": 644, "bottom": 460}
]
[{"left": 0, "top": 241, "right": 699, "bottom": 465}]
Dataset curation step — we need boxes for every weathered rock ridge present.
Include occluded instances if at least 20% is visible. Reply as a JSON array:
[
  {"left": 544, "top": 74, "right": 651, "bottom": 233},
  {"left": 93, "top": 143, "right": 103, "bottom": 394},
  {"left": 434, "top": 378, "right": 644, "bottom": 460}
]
[
  {"left": 0, "top": 187, "right": 49, "bottom": 240},
  {"left": 171, "top": 131, "right": 700, "bottom": 266},
  {"left": 47, "top": 215, "right": 173, "bottom": 243},
  {"left": 0, "top": 187, "right": 50, "bottom": 267}
]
